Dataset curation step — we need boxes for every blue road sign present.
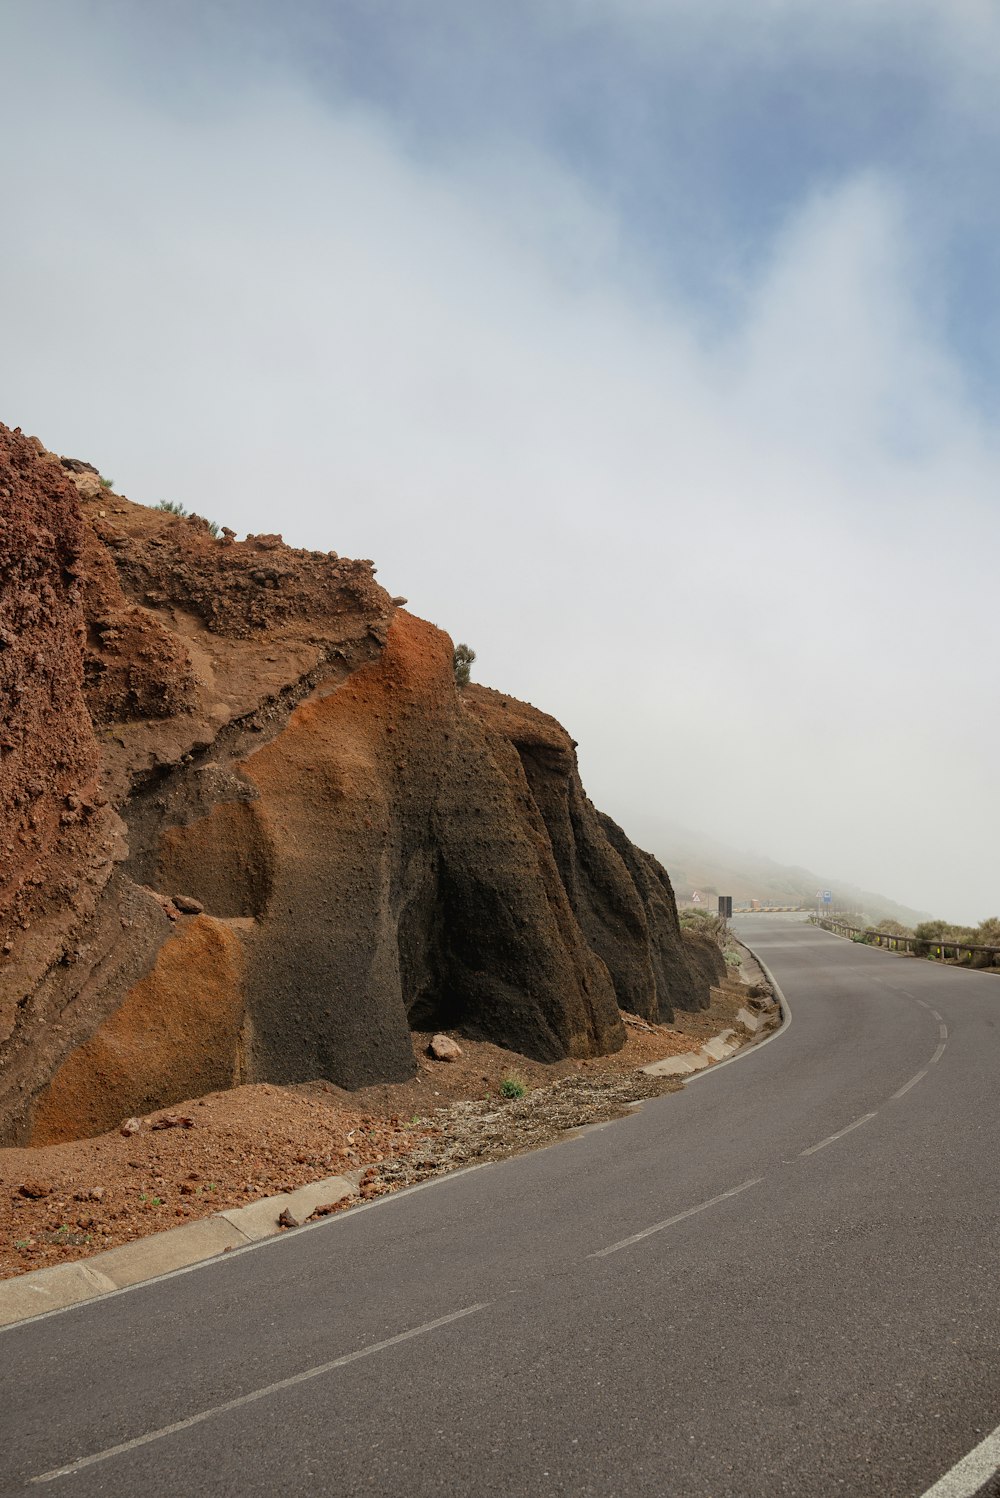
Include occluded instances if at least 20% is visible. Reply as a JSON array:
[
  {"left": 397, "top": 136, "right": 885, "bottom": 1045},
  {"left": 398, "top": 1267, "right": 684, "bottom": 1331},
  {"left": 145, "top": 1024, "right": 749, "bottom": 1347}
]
[{"left": 822, "top": 890, "right": 833, "bottom": 904}]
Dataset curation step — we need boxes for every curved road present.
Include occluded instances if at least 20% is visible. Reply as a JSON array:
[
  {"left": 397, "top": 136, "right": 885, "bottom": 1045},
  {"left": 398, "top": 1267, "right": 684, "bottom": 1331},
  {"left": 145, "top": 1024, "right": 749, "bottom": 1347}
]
[{"left": 3, "top": 917, "right": 1000, "bottom": 1497}]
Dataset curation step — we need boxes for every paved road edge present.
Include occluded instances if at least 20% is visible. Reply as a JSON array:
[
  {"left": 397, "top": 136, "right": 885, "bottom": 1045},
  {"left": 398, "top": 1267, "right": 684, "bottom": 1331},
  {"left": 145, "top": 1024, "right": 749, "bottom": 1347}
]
[{"left": 0, "top": 966, "right": 787, "bottom": 1332}]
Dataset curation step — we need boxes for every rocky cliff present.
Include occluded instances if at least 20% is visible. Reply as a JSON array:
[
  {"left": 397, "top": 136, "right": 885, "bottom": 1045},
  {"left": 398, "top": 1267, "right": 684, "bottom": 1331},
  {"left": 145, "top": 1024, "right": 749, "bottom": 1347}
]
[{"left": 0, "top": 425, "right": 724, "bottom": 1144}]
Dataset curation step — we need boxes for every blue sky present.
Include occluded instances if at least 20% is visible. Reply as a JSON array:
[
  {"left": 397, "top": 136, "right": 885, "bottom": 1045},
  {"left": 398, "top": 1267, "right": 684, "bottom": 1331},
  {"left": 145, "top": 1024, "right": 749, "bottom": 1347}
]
[
  {"left": 2, "top": 1, "right": 998, "bottom": 918},
  {"left": 156, "top": 0, "right": 1000, "bottom": 389}
]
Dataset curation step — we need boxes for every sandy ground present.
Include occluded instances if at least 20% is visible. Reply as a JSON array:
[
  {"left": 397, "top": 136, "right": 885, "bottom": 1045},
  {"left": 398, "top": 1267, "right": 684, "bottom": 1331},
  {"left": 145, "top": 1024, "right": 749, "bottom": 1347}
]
[{"left": 1, "top": 971, "right": 772, "bottom": 1280}]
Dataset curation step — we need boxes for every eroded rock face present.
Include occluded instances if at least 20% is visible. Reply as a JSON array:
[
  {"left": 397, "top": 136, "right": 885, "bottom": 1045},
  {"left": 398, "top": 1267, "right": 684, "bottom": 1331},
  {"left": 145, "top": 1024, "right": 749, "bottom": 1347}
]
[
  {"left": 0, "top": 429, "right": 104, "bottom": 943},
  {"left": 464, "top": 687, "right": 722, "bottom": 1025},
  {"left": 232, "top": 612, "right": 627, "bottom": 1089},
  {"left": 0, "top": 425, "right": 722, "bottom": 1143}
]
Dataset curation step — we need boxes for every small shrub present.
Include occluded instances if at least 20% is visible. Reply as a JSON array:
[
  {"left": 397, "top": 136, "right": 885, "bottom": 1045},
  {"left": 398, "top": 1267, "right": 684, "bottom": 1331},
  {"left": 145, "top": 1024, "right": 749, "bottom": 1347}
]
[
  {"left": 499, "top": 1075, "right": 526, "bottom": 1100},
  {"left": 157, "top": 499, "right": 219, "bottom": 537},
  {"left": 453, "top": 642, "right": 476, "bottom": 688},
  {"left": 874, "top": 919, "right": 912, "bottom": 937},
  {"left": 679, "top": 907, "right": 725, "bottom": 941},
  {"left": 976, "top": 916, "right": 1000, "bottom": 947},
  {"left": 99, "top": 476, "right": 114, "bottom": 490}
]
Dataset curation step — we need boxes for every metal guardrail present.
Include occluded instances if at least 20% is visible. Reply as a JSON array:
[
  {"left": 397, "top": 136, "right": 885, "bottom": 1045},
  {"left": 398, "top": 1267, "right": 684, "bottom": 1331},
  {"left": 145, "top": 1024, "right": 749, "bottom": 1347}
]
[{"left": 817, "top": 919, "right": 1000, "bottom": 968}]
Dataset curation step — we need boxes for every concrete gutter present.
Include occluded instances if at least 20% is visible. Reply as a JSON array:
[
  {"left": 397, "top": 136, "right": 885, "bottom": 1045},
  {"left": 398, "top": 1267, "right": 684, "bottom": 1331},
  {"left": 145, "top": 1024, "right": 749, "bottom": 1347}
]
[
  {"left": 641, "top": 937, "right": 788, "bottom": 1079},
  {"left": 0, "top": 1171, "right": 358, "bottom": 1329}
]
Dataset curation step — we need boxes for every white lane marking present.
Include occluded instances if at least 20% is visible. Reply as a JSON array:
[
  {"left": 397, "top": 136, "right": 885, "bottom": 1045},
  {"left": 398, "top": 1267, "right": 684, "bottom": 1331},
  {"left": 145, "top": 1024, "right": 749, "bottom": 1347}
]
[
  {"left": 916, "top": 1419, "right": 1000, "bottom": 1497},
  {"left": 930, "top": 1040, "right": 947, "bottom": 1065},
  {"left": 799, "top": 1112, "right": 878, "bottom": 1157},
  {"left": 31, "top": 1302, "right": 489, "bottom": 1484},
  {"left": 932, "top": 1009, "right": 945, "bottom": 1024},
  {"left": 939, "top": 1022, "right": 949, "bottom": 1039},
  {"left": 587, "top": 1178, "right": 762, "bottom": 1260},
  {"left": 917, "top": 999, "right": 932, "bottom": 1010},
  {"left": 892, "top": 1068, "right": 928, "bottom": 1100}
]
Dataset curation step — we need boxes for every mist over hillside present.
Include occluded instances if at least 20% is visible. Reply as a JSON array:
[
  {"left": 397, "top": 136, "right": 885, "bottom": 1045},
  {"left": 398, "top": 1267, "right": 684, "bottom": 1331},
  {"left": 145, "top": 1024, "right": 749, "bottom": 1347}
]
[{"left": 639, "top": 818, "right": 931, "bottom": 927}]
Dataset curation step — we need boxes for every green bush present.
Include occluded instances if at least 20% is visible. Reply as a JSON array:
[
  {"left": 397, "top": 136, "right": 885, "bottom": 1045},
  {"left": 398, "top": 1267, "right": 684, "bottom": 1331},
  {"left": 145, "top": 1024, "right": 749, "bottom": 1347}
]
[
  {"left": 453, "top": 642, "right": 476, "bottom": 689},
  {"left": 156, "top": 499, "right": 219, "bottom": 537},
  {"left": 679, "top": 907, "right": 725, "bottom": 941},
  {"left": 975, "top": 916, "right": 1000, "bottom": 947},
  {"left": 499, "top": 1076, "right": 526, "bottom": 1100}
]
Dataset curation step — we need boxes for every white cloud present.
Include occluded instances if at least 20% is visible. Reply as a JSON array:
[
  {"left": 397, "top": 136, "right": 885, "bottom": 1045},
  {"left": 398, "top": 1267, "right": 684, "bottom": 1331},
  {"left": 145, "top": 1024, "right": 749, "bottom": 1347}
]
[{"left": 1, "top": 13, "right": 997, "bottom": 921}]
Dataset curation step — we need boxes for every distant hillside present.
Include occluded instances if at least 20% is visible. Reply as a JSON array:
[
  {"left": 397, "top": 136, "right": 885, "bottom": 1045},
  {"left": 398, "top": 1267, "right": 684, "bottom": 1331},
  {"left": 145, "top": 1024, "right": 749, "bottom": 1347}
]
[{"left": 638, "top": 819, "right": 930, "bottom": 927}]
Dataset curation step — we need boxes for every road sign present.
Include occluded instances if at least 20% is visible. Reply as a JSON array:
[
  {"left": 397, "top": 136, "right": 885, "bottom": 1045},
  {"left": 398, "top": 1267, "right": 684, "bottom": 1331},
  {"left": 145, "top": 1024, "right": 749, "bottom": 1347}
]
[
  {"left": 822, "top": 890, "right": 832, "bottom": 904},
  {"left": 692, "top": 891, "right": 702, "bottom": 904}
]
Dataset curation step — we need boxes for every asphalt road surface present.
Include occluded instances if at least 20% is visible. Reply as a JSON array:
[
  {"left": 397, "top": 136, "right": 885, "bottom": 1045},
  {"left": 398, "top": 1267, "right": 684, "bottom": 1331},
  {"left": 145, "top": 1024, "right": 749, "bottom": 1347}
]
[{"left": 3, "top": 917, "right": 1000, "bottom": 1497}]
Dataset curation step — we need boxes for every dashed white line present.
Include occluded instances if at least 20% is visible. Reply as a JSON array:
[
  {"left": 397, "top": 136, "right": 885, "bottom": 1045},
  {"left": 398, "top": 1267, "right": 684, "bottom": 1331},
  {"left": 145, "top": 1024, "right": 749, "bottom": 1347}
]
[
  {"left": 916, "top": 1419, "right": 1000, "bottom": 1497},
  {"left": 892, "top": 1068, "right": 928, "bottom": 1100},
  {"left": 800, "top": 1112, "right": 878, "bottom": 1157},
  {"left": 31, "top": 1302, "right": 489, "bottom": 1484},
  {"left": 587, "top": 1178, "right": 763, "bottom": 1260}
]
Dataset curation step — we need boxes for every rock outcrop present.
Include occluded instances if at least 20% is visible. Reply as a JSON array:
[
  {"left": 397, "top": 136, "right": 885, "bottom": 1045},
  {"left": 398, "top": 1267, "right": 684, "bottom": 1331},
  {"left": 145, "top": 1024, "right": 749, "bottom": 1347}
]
[{"left": 0, "top": 425, "right": 723, "bottom": 1144}]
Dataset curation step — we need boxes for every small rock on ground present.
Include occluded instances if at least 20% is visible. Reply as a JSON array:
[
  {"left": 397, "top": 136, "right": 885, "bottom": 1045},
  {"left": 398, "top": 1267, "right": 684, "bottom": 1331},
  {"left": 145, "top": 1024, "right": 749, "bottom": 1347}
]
[{"left": 429, "top": 1034, "right": 463, "bottom": 1062}]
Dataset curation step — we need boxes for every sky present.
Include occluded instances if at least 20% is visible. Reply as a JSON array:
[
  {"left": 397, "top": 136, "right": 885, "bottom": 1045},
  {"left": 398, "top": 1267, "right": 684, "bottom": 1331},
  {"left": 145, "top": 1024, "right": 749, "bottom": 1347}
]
[{"left": 2, "top": 0, "right": 998, "bottom": 921}]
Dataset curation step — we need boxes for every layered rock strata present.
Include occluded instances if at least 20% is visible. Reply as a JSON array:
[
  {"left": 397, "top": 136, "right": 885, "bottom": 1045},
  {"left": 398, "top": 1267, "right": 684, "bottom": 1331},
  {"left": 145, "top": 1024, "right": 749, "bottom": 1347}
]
[{"left": 0, "top": 425, "right": 723, "bottom": 1144}]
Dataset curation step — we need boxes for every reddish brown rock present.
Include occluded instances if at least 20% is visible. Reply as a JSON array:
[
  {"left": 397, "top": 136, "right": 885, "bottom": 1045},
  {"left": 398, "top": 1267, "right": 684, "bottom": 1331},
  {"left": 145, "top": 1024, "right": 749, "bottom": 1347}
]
[
  {"left": 429, "top": 1034, "right": 463, "bottom": 1062},
  {"left": 16, "top": 1179, "right": 51, "bottom": 1199},
  {"left": 0, "top": 423, "right": 722, "bottom": 1145}
]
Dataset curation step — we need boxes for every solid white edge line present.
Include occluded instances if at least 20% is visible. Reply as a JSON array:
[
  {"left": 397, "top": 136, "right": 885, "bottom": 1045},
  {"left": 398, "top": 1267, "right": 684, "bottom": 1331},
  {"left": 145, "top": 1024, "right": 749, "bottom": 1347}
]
[
  {"left": 31, "top": 1302, "right": 490, "bottom": 1483},
  {"left": 587, "top": 1177, "right": 762, "bottom": 1259},
  {"left": 916, "top": 1421, "right": 1000, "bottom": 1498},
  {"left": 799, "top": 1112, "right": 878, "bottom": 1157}
]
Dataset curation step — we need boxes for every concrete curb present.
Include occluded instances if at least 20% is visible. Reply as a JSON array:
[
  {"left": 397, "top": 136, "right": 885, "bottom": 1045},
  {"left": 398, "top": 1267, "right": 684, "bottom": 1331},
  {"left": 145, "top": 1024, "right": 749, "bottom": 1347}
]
[
  {"left": 682, "top": 939, "right": 793, "bottom": 1087},
  {"left": 641, "top": 1034, "right": 733, "bottom": 1077},
  {"left": 641, "top": 938, "right": 788, "bottom": 1081},
  {"left": 0, "top": 950, "right": 790, "bottom": 1331},
  {"left": 0, "top": 1172, "right": 359, "bottom": 1329}
]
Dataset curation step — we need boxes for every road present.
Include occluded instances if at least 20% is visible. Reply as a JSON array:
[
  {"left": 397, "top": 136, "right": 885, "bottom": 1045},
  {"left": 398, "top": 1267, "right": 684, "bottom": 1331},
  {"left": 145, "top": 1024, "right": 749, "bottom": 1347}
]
[{"left": 2, "top": 917, "right": 999, "bottom": 1497}]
